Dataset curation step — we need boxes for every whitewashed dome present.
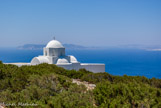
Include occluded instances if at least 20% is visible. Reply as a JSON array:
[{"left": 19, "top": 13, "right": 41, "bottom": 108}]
[
  {"left": 46, "top": 40, "right": 64, "bottom": 48},
  {"left": 69, "top": 55, "right": 78, "bottom": 63},
  {"left": 56, "top": 58, "right": 69, "bottom": 64},
  {"left": 31, "top": 56, "right": 50, "bottom": 65}
]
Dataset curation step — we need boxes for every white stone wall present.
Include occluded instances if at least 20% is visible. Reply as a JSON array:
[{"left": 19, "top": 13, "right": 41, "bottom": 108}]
[
  {"left": 56, "top": 63, "right": 105, "bottom": 73},
  {"left": 80, "top": 63, "right": 105, "bottom": 73},
  {"left": 5, "top": 63, "right": 30, "bottom": 67},
  {"left": 56, "top": 63, "right": 80, "bottom": 70},
  {"left": 6, "top": 62, "right": 105, "bottom": 73}
]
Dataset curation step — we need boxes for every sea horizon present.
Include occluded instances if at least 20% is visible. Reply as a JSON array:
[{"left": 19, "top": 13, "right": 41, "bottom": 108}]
[{"left": 0, "top": 47, "right": 160, "bottom": 79}]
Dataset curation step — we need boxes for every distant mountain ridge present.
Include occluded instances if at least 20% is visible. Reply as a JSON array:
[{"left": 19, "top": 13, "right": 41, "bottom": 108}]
[
  {"left": 17, "top": 44, "right": 161, "bottom": 51},
  {"left": 18, "top": 44, "right": 87, "bottom": 50}
]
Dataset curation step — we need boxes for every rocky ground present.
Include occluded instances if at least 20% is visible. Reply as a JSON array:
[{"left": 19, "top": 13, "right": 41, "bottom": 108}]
[{"left": 72, "top": 79, "right": 96, "bottom": 91}]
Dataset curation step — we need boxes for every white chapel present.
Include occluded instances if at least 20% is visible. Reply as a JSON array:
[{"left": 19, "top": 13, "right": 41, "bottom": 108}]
[{"left": 30, "top": 39, "right": 105, "bottom": 73}]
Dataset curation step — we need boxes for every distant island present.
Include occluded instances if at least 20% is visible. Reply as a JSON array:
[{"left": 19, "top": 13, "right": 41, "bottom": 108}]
[
  {"left": 18, "top": 44, "right": 88, "bottom": 50},
  {"left": 18, "top": 44, "right": 161, "bottom": 51}
]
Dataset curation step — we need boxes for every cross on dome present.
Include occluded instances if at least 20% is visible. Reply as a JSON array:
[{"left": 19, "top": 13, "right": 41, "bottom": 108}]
[{"left": 46, "top": 39, "right": 64, "bottom": 48}]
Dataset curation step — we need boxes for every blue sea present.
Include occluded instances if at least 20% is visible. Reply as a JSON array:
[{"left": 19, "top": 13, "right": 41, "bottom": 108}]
[{"left": 0, "top": 48, "right": 161, "bottom": 79}]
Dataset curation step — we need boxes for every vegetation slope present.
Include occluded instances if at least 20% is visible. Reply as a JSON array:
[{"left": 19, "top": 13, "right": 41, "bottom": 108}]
[{"left": 0, "top": 61, "right": 161, "bottom": 108}]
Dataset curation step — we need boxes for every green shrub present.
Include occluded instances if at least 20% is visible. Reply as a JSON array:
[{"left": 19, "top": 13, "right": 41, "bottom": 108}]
[
  {"left": 94, "top": 81, "right": 161, "bottom": 108},
  {"left": 0, "top": 62, "right": 161, "bottom": 108}
]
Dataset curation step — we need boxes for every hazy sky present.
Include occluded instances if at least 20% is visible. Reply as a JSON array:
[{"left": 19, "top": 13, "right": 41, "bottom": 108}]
[{"left": 0, "top": 0, "right": 161, "bottom": 47}]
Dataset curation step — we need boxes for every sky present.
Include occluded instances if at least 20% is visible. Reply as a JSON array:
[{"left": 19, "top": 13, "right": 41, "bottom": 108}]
[{"left": 0, "top": 0, "right": 161, "bottom": 47}]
